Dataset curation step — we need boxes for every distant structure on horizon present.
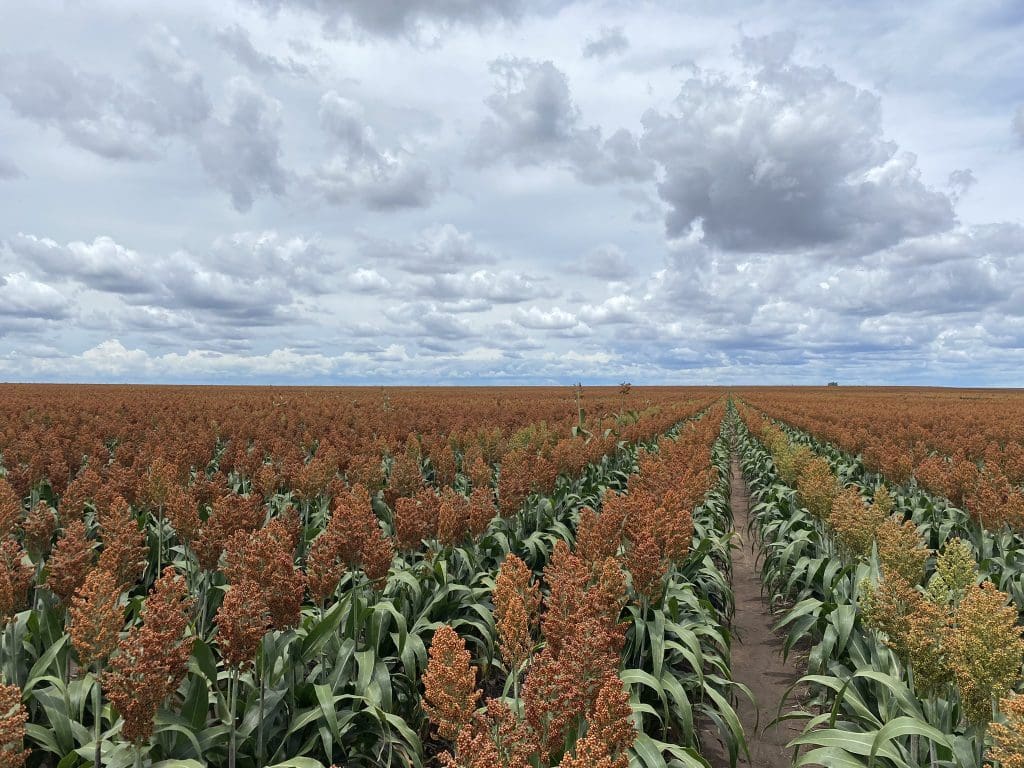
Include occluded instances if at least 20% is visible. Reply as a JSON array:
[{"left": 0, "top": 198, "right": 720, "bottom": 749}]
[{"left": 827, "top": 381, "right": 839, "bottom": 387}]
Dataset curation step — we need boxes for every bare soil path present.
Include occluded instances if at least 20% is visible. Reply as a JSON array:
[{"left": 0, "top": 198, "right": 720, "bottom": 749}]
[{"left": 703, "top": 455, "right": 804, "bottom": 768}]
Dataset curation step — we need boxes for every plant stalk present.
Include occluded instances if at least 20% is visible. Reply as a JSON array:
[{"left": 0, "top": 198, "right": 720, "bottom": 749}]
[
  {"left": 93, "top": 668, "right": 103, "bottom": 768},
  {"left": 258, "top": 640, "right": 266, "bottom": 768},
  {"left": 228, "top": 667, "right": 238, "bottom": 768}
]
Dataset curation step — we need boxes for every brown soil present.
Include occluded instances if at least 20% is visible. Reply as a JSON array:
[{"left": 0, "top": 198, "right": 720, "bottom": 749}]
[{"left": 702, "top": 455, "right": 805, "bottom": 768}]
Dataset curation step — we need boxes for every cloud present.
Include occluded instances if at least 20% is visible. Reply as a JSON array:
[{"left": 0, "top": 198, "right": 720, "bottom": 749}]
[
  {"left": 474, "top": 57, "right": 655, "bottom": 184},
  {"left": 8, "top": 234, "right": 153, "bottom": 294},
  {"left": 2, "top": 7, "right": 1023, "bottom": 386},
  {"left": 583, "top": 26, "right": 629, "bottom": 59},
  {"left": 310, "top": 91, "right": 437, "bottom": 209},
  {"left": 511, "top": 306, "right": 591, "bottom": 336},
  {"left": 66, "top": 339, "right": 337, "bottom": 378},
  {"left": 360, "top": 224, "right": 496, "bottom": 274},
  {"left": 0, "top": 156, "right": 21, "bottom": 179},
  {"left": 198, "top": 78, "right": 288, "bottom": 211},
  {"left": 0, "top": 30, "right": 210, "bottom": 160},
  {"left": 417, "top": 269, "right": 554, "bottom": 304},
  {"left": 947, "top": 168, "right": 977, "bottom": 203},
  {"left": 246, "top": 0, "right": 525, "bottom": 38},
  {"left": 349, "top": 267, "right": 391, "bottom": 293},
  {"left": 215, "top": 24, "right": 301, "bottom": 76},
  {"left": 4, "top": 230, "right": 334, "bottom": 336},
  {"left": 578, "top": 294, "right": 639, "bottom": 325},
  {"left": 204, "top": 231, "right": 334, "bottom": 291},
  {"left": 640, "top": 34, "right": 956, "bottom": 253},
  {"left": 579, "top": 244, "right": 633, "bottom": 280},
  {"left": 0, "top": 272, "right": 70, "bottom": 321}
]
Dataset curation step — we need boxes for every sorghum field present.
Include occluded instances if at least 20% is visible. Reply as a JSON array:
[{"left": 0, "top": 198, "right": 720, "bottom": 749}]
[
  {"left": 0, "top": 385, "right": 736, "bottom": 768},
  {"left": 4, "top": 385, "right": 1024, "bottom": 768}
]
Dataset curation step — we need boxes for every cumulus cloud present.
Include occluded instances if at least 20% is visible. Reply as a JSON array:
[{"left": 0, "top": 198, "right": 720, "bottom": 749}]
[
  {"left": 578, "top": 294, "right": 639, "bottom": 325},
  {"left": 349, "top": 268, "right": 391, "bottom": 293},
  {"left": 583, "top": 26, "right": 629, "bottom": 59},
  {"left": 0, "top": 272, "right": 70, "bottom": 321},
  {"left": 512, "top": 306, "right": 591, "bottom": 336},
  {"left": 8, "top": 234, "right": 153, "bottom": 293},
  {"left": 579, "top": 244, "right": 633, "bottom": 280},
  {"left": 67, "top": 339, "right": 337, "bottom": 379},
  {"left": 512, "top": 306, "right": 576, "bottom": 329},
  {"left": 246, "top": 0, "right": 524, "bottom": 37},
  {"left": 0, "top": 30, "right": 210, "bottom": 160},
  {"left": 640, "top": 35, "right": 956, "bottom": 253},
  {"left": 947, "top": 169, "right": 977, "bottom": 203},
  {"left": 360, "top": 224, "right": 496, "bottom": 274},
  {"left": 205, "top": 231, "right": 334, "bottom": 292},
  {"left": 215, "top": 24, "right": 307, "bottom": 76},
  {"left": 474, "top": 57, "right": 654, "bottom": 184},
  {"left": 2, "top": 6, "right": 1023, "bottom": 385},
  {"left": 4, "top": 230, "right": 333, "bottom": 337},
  {"left": 310, "top": 91, "right": 437, "bottom": 209},
  {"left": 417, "top": 269, "right": 554, "bottom": 304},
  {"left": 198, "top": 78, "right": 288, "bottom": 211}
]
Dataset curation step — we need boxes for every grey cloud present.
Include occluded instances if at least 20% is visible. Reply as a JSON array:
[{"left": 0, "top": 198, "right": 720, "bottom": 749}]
[
  {"left": 0, "top": 31, "right": 210, "bottom": 160},
  {"left": 512, "top": 306, "right": 578, "bottom": 329},
  {"left": 215, "top": 24, "right": 308, "bottom": 76},
  {"left": 1014, "top": 105, "right": 1024, "bottom": 145},
  {"left": 735, "top": 29, "right": 797, "bottom": 72},
  {"left": 5, "top": 231, "right": 333, "bottom": 339},
  {"left": 360, "top": 224, "right": 496, "bottom": 274},
  {"left": 0, "top": 272, "right": 70, "bottom": 322},
  {"left": 947, "top": 168, "right": 977, "bottom": 203},
  {"left": 438, "top": 298, "right": 492, "bottom": 313},
  {"left": 384, "top": 303, "right": 478, "bottom": 341},
  {"left": 349, "top": 268, "right": 391, "bottom": 293},
  {"left": 416, "top": 269, "right": 554, "bottom": 304},
  {"left": 475, "top": 57, "right": 654, "bottom": 183},
  {"left": 511, "top": 306, "right": 591, "bottom": 336},
  {"left": 0, "top": 53, "right": 160, "bottom": 160},
  {"left": 643, "top": 223, "right": 1024, "bottom": 372},
  {"left": 641, "top": 36, "right": 955, "bottom": 253},
  {"left": 570, "top": 128, "right": 654, "bottom": 184},
  {"left": 7, "top": 234, "right": 153, "bottom": 294},
  {"left": 583, "top": 26, "right": 629, "bottom": 59},
  {"left": 578, "top": 294, "right": 639, "bottom": 325},
  {"left": 579, "top": 244, "right": 633, "bottom": 279},
  {"left": 198, "top": 78, "right": 288, "bottom": 212},
  {"left": 418, "top": 311, "right": 476, "bottom": 340},
  {"left": 479, "top": 58, "right": 578, "bottom": 157},
  {"left": 311, "top": 91, "right": 437, "bottom": 209},
  {"left": 247, "top": 0, "right": 524, "bottom": 37},
  {"left": 205, "top": 231, "right": 334, "bottom": 292},
  {"left": 0, "top": 32, "right": 297, "bottom": 212},
  {"left": 157, "top": 261, "right": 296, "bottom": 323},
  {"left": 0, "top": 156, "right": 22, "bottom": 179},
  {"left": 135, "top": 28, "right": 213, "bottom": 135}
]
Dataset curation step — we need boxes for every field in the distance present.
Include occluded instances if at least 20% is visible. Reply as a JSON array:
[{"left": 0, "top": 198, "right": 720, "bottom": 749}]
[{"left": 3, "top": 385, "right": 1024, "bottom": 768}]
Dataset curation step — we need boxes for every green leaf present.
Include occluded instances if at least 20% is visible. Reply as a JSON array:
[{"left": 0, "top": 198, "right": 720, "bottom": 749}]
[{"left": 867, "top": 716, "right": 952, "bottom": 766}]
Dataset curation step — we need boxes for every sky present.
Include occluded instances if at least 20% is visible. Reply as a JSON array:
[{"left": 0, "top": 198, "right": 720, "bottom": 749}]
[{"left": 0, "top": 0, "right": 1022, "bottom": 386}]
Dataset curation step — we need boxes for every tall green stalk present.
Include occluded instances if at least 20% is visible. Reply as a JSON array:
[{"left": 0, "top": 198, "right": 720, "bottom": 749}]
[
  {"left": 228, "top": 667, "right": 238, "bottom": 768},
  {"left": 92, "top": 669, "right": 102, "bottom": 768},
  {"left": 257, "top": 640, "right": 266, "bottom": 768}
]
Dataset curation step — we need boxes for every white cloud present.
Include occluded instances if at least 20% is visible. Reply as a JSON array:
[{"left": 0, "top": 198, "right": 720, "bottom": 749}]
[
  {"left": 0, "top": 5, "right": 1022, "bottom": 385},
  {"left": 349, "top": 267, "right": 391, "bottom": 293}
]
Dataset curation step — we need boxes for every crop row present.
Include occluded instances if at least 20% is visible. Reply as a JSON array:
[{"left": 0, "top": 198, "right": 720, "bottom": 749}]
[
  {"left": 733, "top": 401, "right": 1024, "bottom": 767},
  {"left": 0, "top": 395, "right": 738, "bottom": 768},
  {"left": 737, "top": 388, "right": 1024, "bottom": 529}
]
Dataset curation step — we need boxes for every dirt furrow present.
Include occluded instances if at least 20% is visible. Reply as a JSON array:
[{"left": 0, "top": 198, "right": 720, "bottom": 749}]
[{"left": 704, "top": 455, "right": 803, "bottom": 768}]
